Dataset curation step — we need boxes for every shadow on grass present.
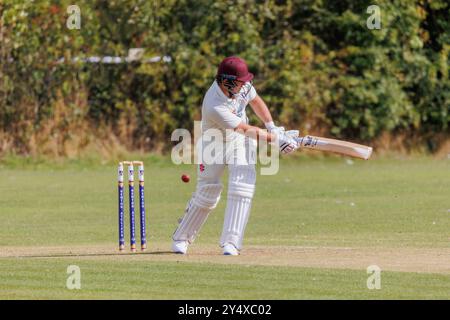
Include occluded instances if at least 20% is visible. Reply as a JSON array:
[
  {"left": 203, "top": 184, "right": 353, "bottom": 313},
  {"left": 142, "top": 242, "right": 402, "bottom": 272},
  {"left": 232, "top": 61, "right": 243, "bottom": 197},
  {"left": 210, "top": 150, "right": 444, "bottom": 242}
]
[{"left": 2, "top": 251, "right": 175, "bottom": 259}]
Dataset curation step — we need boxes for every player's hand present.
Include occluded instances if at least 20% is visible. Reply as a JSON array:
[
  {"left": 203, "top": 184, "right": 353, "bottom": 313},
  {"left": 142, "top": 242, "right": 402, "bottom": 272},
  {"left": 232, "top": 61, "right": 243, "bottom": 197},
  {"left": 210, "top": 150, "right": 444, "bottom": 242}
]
[
  {"left": 265, "top": 122, "right": 300, "bottom": 153},
  {"left": 285, "top": 130, "right": 299, "bottom": 139},
  {"left": 285, "top": 130, "right": 301, "bottom": 150},
  {"left": 265, "top": 122, "right": 285, "bottom": 135},
  {"left": 274, "top": 130, "right": 298, "bottom": 154}
]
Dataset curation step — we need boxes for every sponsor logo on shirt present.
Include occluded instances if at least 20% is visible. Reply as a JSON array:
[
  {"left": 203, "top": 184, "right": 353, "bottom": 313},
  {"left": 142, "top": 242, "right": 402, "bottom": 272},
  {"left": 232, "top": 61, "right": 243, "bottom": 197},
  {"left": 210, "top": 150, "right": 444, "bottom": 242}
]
[{"left": 227, "top": 99, "right": 245, "bottom": 118}]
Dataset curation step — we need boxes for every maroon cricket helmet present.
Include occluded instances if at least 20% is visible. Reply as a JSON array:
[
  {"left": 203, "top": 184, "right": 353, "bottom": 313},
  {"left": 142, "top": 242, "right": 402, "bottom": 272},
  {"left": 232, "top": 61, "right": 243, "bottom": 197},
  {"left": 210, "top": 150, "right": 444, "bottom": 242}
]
[{"left": 217, "top": 56, "right": 254, "bottom": 82}]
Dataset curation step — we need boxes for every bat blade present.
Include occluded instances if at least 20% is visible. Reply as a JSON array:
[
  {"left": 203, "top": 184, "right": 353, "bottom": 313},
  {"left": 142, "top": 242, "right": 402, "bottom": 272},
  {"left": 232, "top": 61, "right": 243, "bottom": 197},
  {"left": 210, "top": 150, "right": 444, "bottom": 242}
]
[{"left": 296, "top": 135, "right": 373, "bottom": 160}]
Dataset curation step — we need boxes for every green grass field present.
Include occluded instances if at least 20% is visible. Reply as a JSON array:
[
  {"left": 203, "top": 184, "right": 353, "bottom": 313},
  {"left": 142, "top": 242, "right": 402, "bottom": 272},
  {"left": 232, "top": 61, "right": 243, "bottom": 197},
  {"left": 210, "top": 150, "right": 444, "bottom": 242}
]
[{"left": 0, "top": 154, "right": 449, "bottom": 299}]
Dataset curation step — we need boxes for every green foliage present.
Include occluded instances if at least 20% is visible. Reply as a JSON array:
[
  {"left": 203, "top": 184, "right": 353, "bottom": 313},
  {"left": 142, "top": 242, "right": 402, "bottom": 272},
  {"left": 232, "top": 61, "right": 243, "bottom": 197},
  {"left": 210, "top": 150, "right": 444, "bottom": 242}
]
[{"left": 0, "top": 0, "right": 448, "bottom": 156}]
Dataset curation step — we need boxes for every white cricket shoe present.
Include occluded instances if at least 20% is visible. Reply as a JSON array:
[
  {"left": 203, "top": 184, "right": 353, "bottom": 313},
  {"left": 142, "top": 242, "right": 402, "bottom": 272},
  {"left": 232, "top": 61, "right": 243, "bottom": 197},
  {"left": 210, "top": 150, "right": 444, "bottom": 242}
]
[
  {"left": 172, "top": 240, "right": 189, "bottom": 254},
  {"left": 222, "top": 243, "right": 239, "bottom": 256}
]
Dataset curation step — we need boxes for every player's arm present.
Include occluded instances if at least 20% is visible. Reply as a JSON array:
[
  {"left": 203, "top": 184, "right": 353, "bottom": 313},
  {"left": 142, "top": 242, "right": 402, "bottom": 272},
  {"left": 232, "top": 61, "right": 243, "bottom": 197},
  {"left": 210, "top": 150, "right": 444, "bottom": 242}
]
[
  {"left": 207, "top": 103, "right": 297, "bottom": 153},
  {"left": 248, "top": 94, "right": 284, "bottom": 132},
  {"left": 235, "top": 122, "right": 298, "bottom": 154},
  {"left": 207, "top": 104, "right": 273, "bottom": 141},
  {"left": 247, "top": 94, "right": 299, "bottom": 153},
  {"left": 248, "top": 95, "right": 273, "bottom": 126},
  {"left": 235, "top": 122, "right": 274, "bottom": 142}
]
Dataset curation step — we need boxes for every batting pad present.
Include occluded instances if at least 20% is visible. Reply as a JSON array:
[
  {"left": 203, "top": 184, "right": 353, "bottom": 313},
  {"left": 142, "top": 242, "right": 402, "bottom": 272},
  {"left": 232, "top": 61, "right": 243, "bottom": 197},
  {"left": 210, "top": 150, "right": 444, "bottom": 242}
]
[
  {"left": 220, "top": 165, "right": 256, "bottom": 249},
  {"left": 172, "top": 183, "right": 223, "bottom": 243}
]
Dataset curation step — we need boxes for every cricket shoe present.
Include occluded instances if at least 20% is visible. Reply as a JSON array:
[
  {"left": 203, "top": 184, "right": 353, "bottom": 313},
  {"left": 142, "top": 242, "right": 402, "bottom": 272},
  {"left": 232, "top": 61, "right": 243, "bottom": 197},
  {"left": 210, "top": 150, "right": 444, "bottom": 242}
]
[
  {"left": 172, "top": 240, "right": 189, "bottom": 254},
  {"left": 222, "top": 243, "right": 239, "bottom": 256}
]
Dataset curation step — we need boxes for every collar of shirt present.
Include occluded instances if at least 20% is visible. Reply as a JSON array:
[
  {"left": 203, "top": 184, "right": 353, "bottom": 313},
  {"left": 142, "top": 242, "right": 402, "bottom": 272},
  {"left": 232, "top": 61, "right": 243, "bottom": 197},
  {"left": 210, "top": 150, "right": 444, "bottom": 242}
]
[{"left": 213, "top": 80, "right": 232, "bottom": 102}]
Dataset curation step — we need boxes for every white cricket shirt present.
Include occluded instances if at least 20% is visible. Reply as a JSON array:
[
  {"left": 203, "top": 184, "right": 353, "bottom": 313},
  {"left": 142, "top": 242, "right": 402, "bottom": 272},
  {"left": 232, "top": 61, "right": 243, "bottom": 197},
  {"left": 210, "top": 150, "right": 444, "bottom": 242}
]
[{"left": 201, "top": 80, "right": 257, "bottom": 141}]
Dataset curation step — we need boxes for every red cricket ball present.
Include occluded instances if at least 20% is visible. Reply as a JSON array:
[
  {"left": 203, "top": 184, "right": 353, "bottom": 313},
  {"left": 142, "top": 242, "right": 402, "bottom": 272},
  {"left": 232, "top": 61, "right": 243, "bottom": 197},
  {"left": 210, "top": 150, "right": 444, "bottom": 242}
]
[{"left": 181, "top": 174, "right": 190, "bottom": 183}]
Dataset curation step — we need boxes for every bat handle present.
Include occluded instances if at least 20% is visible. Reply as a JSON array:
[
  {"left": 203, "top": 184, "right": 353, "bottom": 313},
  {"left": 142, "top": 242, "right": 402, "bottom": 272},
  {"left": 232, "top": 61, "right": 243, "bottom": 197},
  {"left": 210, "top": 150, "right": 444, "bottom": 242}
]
[{"left": 294, "top": 136, "right": 304, "bottom": 147}]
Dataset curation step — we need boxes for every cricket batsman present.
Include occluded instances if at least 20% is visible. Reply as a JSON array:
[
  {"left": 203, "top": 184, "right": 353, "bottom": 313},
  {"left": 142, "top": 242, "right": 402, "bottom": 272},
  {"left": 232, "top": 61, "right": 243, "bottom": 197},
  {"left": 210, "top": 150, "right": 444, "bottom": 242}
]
[{"left": 172, "top": 56, "right": 299, "bottom": 255}]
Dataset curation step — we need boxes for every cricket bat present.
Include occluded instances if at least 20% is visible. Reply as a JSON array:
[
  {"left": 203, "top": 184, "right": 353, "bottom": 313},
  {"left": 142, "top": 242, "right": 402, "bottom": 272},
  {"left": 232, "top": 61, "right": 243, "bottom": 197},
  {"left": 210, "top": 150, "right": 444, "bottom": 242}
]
[{"left": 295, "top": 135, "right": 373, "bottom": 160}]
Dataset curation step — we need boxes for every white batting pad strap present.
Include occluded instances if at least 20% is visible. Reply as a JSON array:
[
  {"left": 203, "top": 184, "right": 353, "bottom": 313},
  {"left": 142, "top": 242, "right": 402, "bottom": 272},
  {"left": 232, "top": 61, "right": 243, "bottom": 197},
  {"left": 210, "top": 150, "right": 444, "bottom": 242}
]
[
  {"left": 228, "top": 182, "right": 255, "bottom": 199},
  {"left": 172, "top": 183, "right": 223, "bottom": 243},
  {"left": 220, "top": 195, "right": 253, "bottom": 250}
]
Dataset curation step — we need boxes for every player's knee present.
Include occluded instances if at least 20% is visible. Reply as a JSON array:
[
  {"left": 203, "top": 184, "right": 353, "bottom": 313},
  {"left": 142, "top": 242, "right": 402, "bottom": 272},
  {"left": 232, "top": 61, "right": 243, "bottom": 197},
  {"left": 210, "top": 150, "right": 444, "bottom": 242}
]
[
  {"left": 229, "top": 165, "right": 256, "bottom": 186},
  {"left": 193, "top": 183, "right": 223, "bottom": 210}
]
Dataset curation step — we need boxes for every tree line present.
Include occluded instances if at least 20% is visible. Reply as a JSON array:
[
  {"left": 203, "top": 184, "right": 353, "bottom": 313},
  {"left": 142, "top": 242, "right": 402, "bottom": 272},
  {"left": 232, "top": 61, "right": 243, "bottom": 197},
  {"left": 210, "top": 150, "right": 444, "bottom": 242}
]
[{"left": 0, "top": 0, "right": 448, "bottom": 157}]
